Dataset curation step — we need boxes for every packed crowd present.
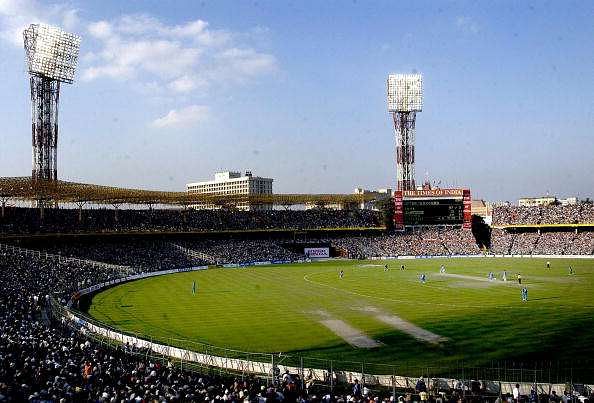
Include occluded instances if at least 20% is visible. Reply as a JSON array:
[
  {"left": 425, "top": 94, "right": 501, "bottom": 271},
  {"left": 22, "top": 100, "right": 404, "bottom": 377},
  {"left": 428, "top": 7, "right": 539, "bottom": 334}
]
[
  {"left": 33, "top": 240, "right": 209, "bottom": 271},
  {"left": 0, "top": 207, "right": 382, "bottom": 235},
  {"left": 27, "top": 239, "right": 302, "bottom": 269},
  {"left": 178, "top": 240, "right": 302, "bottom": 264},
  {"left": 489, "top": 230, "right": 594, "bottom": 255},
  {"left": 492, "top": 203, "right": 594, "bottom": 225},
  {"left": 510, "top": 233, "right": 540, "bottom": 256},
  {"left": 567, "top": 232, "right": 594, "bottom": 255},
  {"left": 331, "top": 228, "right": 480, "bottom": 258},
  {"left": 533, "top": 232, "right": 574, "bottom": 255},
  {"left": 489, "top": 229, "right": 515, "bottom": 255},
  {"left": 23, "top": 228, "right": 483, "bottom": 267}
]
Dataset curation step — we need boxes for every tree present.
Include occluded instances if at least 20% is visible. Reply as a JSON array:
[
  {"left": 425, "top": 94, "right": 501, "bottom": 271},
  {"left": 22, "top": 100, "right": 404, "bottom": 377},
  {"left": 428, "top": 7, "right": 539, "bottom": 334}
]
[{"left": 375, "top": 197, "right": 395, "bottom": 231}]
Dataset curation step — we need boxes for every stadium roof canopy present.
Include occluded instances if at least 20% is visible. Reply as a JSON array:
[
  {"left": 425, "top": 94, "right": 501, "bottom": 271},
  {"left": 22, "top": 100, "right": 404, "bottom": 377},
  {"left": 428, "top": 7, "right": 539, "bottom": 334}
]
[{"left": 0, "top": 177, "right": 378, "bottom": 207}]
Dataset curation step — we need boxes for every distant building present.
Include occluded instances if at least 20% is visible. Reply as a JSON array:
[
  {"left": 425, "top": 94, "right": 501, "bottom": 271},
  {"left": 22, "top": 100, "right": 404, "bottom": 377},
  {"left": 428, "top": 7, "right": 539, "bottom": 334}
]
[
  {"left": 559, "top": 197, "right": 578, "bottom": 206},
  {"left": 518, "top": 196, "right": 578, "bottom": 207},
  {"left": 471, "top": 199, "right": 492, "bottom": 225},
  {"left": 186, "top": 171, "right": 273, "bottom": 211}
]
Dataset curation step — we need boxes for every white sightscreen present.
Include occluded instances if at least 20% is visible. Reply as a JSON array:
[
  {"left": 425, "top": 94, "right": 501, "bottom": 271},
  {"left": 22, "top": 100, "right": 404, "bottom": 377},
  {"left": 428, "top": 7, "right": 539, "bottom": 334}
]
[
  {"left": 24, "top": 24, "right": 81, "bottom": 83},
  {"left": 387, "top": 74, "right": 423, "bottom": 112}
]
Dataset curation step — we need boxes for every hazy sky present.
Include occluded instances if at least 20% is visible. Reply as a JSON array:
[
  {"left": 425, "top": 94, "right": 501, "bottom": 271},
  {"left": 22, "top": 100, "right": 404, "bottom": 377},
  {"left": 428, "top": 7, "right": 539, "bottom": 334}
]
[{"left": 0, "top": 0, "right": 592, "bottom": 202}]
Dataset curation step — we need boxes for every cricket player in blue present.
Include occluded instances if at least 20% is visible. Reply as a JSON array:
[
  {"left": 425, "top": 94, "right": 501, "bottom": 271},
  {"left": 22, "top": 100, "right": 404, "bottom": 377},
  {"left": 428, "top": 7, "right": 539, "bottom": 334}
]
[
  {"left": 419, "top": 273, "right": 427, "bottom": 284},
  {"left": 521, "top": 287, "right": 528, "bottom": 302}
]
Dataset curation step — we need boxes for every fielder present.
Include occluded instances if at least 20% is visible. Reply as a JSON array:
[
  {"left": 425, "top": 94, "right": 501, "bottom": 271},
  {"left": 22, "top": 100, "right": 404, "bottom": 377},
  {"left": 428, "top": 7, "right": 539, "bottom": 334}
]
[
  {"left": 419, "top": 273, "right": 427, "bottom": 284},
  {"left": 521, "top": 287, "right": 528, "bottom": 302}
]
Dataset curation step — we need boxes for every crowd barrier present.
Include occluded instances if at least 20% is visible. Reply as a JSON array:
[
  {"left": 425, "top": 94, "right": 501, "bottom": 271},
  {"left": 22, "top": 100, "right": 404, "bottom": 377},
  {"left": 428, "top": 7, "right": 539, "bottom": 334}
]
[
  {"left": 74, "top": 266, "right": 208, "bottom": 301},
  {"left": 57, "top": 302, "right": 589, "bottom": 396},
  {"left": 0, "top": 242, "right": 134, "bottom": 272},
  {"left": 57, "top": 262, "right": 594, "bottom": 397}
]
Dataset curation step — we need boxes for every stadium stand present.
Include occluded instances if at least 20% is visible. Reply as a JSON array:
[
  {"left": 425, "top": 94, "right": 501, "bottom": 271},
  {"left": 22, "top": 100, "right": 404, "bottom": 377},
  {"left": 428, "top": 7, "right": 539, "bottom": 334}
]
[
  {"left": 489, "top": 229, "right": 513, "bottom": 255},
  {"left": 490, "top": 204, "right": 594, "bottom": 255},
  {"left": 1, "top": 227, "right": 594, "bottom": 402},
  {"left": 29, "top": 240, "right": 208, "bottom": 271},
  {"left": 533, "top": 232, "right": 575, "bottom": 255},
  {"left": 1, "top": 203, "right": 593, "bottom": 401},
  {"left": 31, "top": 239, "right": 303, "bottom": 268},
  {"left": 509, "top": 232, "right": 540, "bottom": 255},
  {"left": 0, "top": 207, "right": 382, "bottom": 234},
  {"left": 490, "top": 230, "right": 594, "bottom": 256},
  {"left": 177, "top": 240, "right": 302, "bottom": 264},
  {"left": 492, "top": 203, "right": 594, "bottom": 226},
  {"left": 566, "top": 232, "right": 594, "bottom": 255},
  {"left": 331, "top": 228, "right": 480, "bottom": 258}
]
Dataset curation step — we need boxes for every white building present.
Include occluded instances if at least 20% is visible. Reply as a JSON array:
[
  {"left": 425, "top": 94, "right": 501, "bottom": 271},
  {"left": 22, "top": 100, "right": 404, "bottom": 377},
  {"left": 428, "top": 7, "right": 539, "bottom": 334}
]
[
  {"left": 518, "top": 196, "right": 578, "bottom": 207},
  {"left": 186, "top": 171, "right": 273, "bottom": 210}
]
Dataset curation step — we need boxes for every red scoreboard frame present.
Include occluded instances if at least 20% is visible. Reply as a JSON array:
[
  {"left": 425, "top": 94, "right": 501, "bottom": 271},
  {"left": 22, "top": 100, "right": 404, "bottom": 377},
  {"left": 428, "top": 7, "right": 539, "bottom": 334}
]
[{"left": 394, "top": 188, "right": 471, "bottom": 229}]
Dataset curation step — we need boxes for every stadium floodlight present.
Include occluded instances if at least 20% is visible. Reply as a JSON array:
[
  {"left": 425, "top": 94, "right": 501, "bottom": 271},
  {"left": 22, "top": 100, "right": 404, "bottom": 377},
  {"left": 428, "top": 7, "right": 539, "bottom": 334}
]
[
  {"left": 387, "top": 73, "right": 423, "bottom": 191},
  {"left": 387, "top": 74, "right": 423, "bottom": 112},
  {"left": 23, "top": 24, "right": 81, "bottom": 182},
  {"left": 24, "top": 24, "right": 81, "bottom": 84}
]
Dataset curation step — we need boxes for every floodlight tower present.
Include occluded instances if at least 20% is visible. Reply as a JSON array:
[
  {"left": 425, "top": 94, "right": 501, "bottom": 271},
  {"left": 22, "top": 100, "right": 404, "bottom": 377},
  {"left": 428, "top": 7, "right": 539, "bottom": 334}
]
[
  {"left": 387, "top": 74, "right": 423, "bottom": 191},
  {"left": 23, "top": 24, "right": 81, "bottom": 181}
]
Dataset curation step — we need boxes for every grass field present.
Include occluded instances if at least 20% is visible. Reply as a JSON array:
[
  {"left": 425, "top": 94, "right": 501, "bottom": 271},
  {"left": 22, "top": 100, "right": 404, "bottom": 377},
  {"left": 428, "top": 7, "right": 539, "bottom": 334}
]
[{"left": 88, "top": 258, "right": 594, "bottom": 379}]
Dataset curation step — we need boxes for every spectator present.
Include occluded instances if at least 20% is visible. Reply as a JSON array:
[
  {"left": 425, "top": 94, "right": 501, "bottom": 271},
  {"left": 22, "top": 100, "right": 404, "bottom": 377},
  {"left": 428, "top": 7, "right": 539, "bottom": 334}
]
[
  {"left": 416, "top": 377, "right": 427, "bottom": 393},
  {"left": 353, "top": 378, "right": 362, "bottom": 398},
  {"left": 513, "top": 384, "right": 520, "bottom": 402}
]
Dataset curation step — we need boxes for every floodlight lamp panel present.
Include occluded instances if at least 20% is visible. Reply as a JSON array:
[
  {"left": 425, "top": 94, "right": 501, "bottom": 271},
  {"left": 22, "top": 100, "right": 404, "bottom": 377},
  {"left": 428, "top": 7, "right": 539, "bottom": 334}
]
[
  {"left": 387, "top": 73, "right": 423, "bottom": 112},
  {"left": 23, "top": 23, "right": 81, "bottom": 84}
]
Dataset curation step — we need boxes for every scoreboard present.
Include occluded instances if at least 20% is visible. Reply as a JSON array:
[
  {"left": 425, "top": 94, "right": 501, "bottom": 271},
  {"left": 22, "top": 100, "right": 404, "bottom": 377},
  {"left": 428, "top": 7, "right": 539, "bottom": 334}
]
[
  {"left": 394, "top": 188, "right": 471, "bottom": 229},
  {"left": 403, "top": 199, "right": 464, "bottom": 225}
]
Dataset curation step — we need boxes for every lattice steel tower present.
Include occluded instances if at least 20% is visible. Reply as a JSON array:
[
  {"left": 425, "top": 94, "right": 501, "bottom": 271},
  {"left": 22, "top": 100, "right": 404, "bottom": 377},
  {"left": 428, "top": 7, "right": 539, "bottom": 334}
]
[
  {"left": 387, "top": 74, "right": 423, "bottom": 191},
  {"left": 23, "top": 24, "right": 80, "bottom": 181}
]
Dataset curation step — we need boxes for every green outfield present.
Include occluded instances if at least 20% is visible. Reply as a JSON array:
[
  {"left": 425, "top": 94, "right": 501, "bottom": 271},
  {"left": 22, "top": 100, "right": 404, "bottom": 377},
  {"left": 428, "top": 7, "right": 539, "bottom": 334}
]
[{"left": 88, "top": 258, "right": 594, "bottom": 377}]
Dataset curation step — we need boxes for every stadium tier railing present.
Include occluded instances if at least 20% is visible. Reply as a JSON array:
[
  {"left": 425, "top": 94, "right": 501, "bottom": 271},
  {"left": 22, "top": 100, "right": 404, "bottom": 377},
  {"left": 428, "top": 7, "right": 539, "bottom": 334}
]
[
  {"left": 50, "top": 265, "right": 594, "bottom": 397},
  {"left": 0, "top": 242, "right": 135, "bottom": 272}
]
